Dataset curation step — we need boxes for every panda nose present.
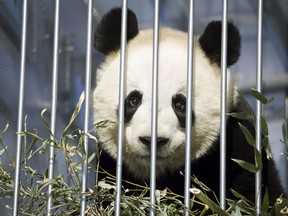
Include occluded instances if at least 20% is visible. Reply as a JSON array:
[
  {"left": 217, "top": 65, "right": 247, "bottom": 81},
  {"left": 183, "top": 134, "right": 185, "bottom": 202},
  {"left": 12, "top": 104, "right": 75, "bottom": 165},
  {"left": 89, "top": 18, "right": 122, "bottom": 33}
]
[{"left": 139, "top": 136, "right": 169, "bottom": 146}]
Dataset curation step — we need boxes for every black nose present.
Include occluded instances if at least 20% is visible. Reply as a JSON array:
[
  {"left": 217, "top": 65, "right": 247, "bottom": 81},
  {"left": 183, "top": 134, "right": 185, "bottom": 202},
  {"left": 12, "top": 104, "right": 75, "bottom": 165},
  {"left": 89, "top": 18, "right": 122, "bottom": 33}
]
[{"left": 139, "top": 136, "right": 169, "bottom": 146}]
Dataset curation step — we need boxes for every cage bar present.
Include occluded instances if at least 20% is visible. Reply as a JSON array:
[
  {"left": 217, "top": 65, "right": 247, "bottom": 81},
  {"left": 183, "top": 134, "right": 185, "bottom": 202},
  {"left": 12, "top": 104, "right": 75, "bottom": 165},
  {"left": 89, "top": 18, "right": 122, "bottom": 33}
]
[
  {"left": 150, "top": 0, "right": 160, "bottom": 215},
  {"left": 255, "top": 0, "right": 263, "bottom": 215},
  {"left": 80, "top": 0, "right": 93, "bottom": 215},
  {"left": 184, "top": 0, "right": 195, "bottom": 215},
  {"left": 47, "top": 0, "right": 60, "bottom": 215},
  {"left": 220, "top": 0, "right": 228, "bottom": 209},
  {"left": 13, "top": 1, "right": 28, "bottom": 215},
  {"left": 114, "top": 1, "right": 128, "bottom": 215}
]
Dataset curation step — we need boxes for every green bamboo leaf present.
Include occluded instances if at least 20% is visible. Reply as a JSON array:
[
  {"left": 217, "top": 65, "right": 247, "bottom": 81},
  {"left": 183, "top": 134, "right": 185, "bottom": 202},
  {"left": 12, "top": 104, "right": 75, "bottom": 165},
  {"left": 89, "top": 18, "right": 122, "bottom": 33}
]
[
  {"left": 228, "top": 112, "right": 254, "bottom": 120},
  {"left": 65, "top": 133, "right": 80, "bottom": 141},
  {"left": 261, "top": 188, "right": 269, "bottom": 212},
  {"left": 227, "top": 199, "right": 255, "bottom": 215},
  {"left": 63, "top": 92, "right": 85, "bottom": 136},
  {"left": 1, "top": 122, "right": 9, "bottom": 134},
  {"left": 93, "top": 120, "right": 114, "bottom": 130},
  {"left": 230, "top": 189, "right": 254, "bottom": 205},
  {"left": 239, "top": 123, "right": 255, "bottom": 146},
  {"left": 38, "top": 178, "right": 59, "bottom": 191},
  {"left": 155, "top": 190, "right": 161, "bottom": 205},
  {"left": 254, "top": 148, "right": 263, "bottom": 170},
  {"left": 19, "top": 131, "right": 44, "bottom": 141},
  {"left": 250, "top": 88, "right": 274, "bottom": 104},
  {"left": 281, "top": 122, "right": 288, "bottom": 147},
  {"left": 88, "top": 152, "right": 96, "bottom": 164},
  {"left": 26, "top": 129, "right": 42, "bottom": 158},
  {"left": 98, "top": 180, "right": 116, "bottom": 190},
  {"left": 237, "top": 90, "right": 255, "bottom": 120},
  {"left": 190, "top": 188, "right": 230, "bottom": 216},
  {"left": 0, "top": 122, "right": 14, "bottom": 167},
  {"left": 262, "top": 136, "right": 272, "bottom": 159},
  {"left": 232, "top": 158, "right": 259, "bottom": 173},
  {"left": 40, "top": 109, "right": 54, "bottom": 139},
  {"left": 261, "top": 115, "right": 268, "bottom": 136}
]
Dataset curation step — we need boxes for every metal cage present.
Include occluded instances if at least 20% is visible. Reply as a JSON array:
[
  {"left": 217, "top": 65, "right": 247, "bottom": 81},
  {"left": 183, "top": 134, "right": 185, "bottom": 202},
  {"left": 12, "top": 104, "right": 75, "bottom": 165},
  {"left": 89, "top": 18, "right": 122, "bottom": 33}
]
[{"left": 0, "top": 0, "right": 287, "bottom": 215}]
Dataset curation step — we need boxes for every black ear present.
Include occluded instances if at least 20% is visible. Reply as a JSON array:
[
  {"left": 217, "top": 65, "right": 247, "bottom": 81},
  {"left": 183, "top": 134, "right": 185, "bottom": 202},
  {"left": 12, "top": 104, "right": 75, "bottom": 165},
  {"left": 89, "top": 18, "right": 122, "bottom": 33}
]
[
  {"left": 199, "top": 21, "right": 241, "bottom": 67},
  {"left": 94, "top": 8, "right": 139, "bottom": 55}
]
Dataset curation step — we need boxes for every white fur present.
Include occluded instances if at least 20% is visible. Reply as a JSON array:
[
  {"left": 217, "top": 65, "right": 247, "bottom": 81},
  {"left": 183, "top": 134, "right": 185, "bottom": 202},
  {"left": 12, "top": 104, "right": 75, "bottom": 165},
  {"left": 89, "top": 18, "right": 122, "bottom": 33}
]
[{"left": 93, "top": 28, "right": 235, "bottom": 180}]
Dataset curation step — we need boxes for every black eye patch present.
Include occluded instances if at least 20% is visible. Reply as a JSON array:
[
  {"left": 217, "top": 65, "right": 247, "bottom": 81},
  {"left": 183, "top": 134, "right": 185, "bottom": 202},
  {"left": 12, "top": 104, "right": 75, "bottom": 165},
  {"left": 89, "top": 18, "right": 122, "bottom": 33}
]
[
  {"left": 172, "top": 93, "right": 195, "bottom": 128},
  {"left": 124, "top": 90, "right": 143, "bottom": 123}
]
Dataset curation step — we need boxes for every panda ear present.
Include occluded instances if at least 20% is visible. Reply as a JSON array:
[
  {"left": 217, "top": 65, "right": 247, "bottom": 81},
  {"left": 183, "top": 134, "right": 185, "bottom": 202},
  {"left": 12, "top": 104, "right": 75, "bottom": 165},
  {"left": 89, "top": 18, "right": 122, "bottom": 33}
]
[
  {"left": 94, "top": 8, "right": 139, "bottom": 55},
  {"left": 199, "top": 21, "right": 241, "bottom": 67}
]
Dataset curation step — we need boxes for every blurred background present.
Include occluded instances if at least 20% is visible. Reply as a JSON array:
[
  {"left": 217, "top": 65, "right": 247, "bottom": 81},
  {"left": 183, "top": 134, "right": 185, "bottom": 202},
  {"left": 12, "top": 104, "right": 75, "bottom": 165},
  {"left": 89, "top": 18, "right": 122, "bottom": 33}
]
[{"left": 0, "top": 0, "right": 287, "bottom": 213}]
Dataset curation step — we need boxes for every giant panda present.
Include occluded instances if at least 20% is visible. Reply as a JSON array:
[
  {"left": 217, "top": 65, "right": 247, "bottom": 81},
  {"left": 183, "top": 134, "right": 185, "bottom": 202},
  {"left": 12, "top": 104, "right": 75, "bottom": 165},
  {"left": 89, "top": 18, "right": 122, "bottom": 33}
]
[{"left": 93, "top": 8, "right": 284, "bottom": 205}]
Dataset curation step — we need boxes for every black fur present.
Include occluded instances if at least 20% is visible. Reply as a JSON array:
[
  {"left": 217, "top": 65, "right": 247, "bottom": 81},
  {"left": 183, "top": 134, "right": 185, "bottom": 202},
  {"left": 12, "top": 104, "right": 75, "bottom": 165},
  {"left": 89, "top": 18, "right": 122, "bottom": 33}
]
[
  {"left": 172, "top": 93, "right": 195, "bottom": 128},
  {"left": 94, "top": 8, "right": 139, "bottom": 55},
  {"left": 124, "top": 90, "right": 143, "bottom": 123},
  {"left": 199, "top": 21, "right": 241, "bottom": 67}
]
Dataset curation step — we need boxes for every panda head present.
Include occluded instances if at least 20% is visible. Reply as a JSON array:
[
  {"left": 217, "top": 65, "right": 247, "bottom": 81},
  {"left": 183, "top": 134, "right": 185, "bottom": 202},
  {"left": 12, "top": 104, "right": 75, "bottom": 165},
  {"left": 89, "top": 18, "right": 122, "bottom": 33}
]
[{"left": 93, "top": 8, "right": 241, "bottom": 180}]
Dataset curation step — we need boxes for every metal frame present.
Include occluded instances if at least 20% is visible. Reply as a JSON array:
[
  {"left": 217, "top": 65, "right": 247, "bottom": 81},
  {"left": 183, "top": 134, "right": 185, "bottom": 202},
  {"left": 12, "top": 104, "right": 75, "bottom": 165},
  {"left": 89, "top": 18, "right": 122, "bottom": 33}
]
[
  {"left": 13, "top": 1, "right": 28, "bottom": 215},
  {"left": 220, "top": 0, "right": 228, "bottom": 209},
  {"left": 46, "top": 1, "right": 60, "bottom": 215},
  {"left": 150, "top": 0, "right": 160, "bottom": 215},
  {"left": 184, "top": 0, "right": 195, "bottom": 215},
  {"left": 114, "top": 1, "right": 128, "bottom": 215},
  {"left": 80, "top": 0, "right": 93, "bottom": 215},
  {"left": 255, "top": 0, "right": 263, "bottom": 215}
]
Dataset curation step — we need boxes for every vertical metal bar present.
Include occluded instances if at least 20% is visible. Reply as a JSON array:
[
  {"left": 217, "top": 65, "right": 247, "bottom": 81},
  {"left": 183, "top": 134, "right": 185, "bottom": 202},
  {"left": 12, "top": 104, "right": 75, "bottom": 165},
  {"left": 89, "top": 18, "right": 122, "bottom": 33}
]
[
  {"left": 13, "top": 1, "right": 28, "bottom": 215},
  {"left": 150, "top": 0, "right": 159, "bottom": 215},
  {"left": 80, "top": 0, "right": 93, "bottom": 215},
  {"left": 255, "top": 0, "right": 263, "bottom": 215},
  {"left": 184, "top": 0, "right": 194, "bottom": 215},
  {"left": 114, "top": 1, "right": 128, "bottom": 215},
  {"left": 47, "top": 0, "right": 60, "bottom": 215},
  {"left": 220, "top": 0, "right": 228, "bottom": 209}
]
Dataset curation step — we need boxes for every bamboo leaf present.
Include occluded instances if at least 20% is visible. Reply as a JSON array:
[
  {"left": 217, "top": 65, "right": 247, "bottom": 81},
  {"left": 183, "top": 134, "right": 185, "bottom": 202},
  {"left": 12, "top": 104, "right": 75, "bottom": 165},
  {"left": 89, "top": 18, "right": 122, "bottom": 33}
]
[
  {"left": 227, "top": 199, "right": 255, "bottom": 215},
  {"left": 250, "top": 88, "right": 274, "bottom": 104},
  {"left": 228, "top": 112, "right": 254, "bottom": 120},
  {"left": 63, "top": 92, "right": 85, "bottom": 136},
  {"left": 88, "top": 152, "right": 96, "bottom": 164},
  {"left": 239, "top": 123, "right": 255, "bottom": 146},
  {"left": 98, "top": 180, "right": 116, "bottom": 190},
  {"left": 237, "top": 90, "right": 255, "bottom": 120},
  {"left": 0, "top": 122, "right": 14, "bottom": 167},
  {"left": 230, "top": 189, "right": 254, "bottom": 205},
  {"left": 40, "top": 109, "right": 54, "bottom": 139},
  {"left": 232, "top": 159, "right": 259, "bottom": 173},
  {"left": 155, "top": 190, "right": 161, "bottom": 205},
  {"left": 261, "top": 188, "right": 269, "bottom": 212},
  {"left": 254, "top": 148, "right": 263, "bottom": 170},
  {"left": 190, "top": 188, "right": 230, "bottom": 216},
  {"left": 262, "top": 136, "right": 272, "bottom": 159},
  {"left": 261, "top": 115, "right": 269, "bottom": 136},
  {"left": 1, "top": 122, "right": 9, "bottom": 134},
  {"left": 19, "top": 131, "right": 44, "bottom": 141},
  {"left": 38, "top": 178, "right": 59, "bottom": 191},
  {"left": 281, "top": 122, "right": 288, "bottom": 147}
]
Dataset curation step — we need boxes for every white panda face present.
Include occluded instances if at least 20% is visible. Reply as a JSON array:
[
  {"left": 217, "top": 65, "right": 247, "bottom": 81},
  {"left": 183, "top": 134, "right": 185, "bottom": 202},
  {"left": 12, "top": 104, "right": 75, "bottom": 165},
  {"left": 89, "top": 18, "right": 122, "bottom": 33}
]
[
  {"left": 93, "top": 9, "right": 240, "bottom": 180},
  {"left": 94, "top": 29, "right": 235, "bottom": 179}
]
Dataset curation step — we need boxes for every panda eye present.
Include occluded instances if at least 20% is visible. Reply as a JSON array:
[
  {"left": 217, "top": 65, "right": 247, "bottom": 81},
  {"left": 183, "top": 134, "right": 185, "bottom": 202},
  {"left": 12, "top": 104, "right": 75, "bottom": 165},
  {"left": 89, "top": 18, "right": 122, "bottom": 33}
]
[
  {"left": 126, "top": 90, "right": 142, "bottom": 108},
  {"left": 124, "top": 90, "right": 143, "bottom": 123},
  {"left": 172, "top": 94, "right": 186, "bottom": 113},
  {"left": 174, "top": 101, "right": 185, "bottom": 112},
  {"left": 129, "top": 97, "right": 140, "bottom": 107}
]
